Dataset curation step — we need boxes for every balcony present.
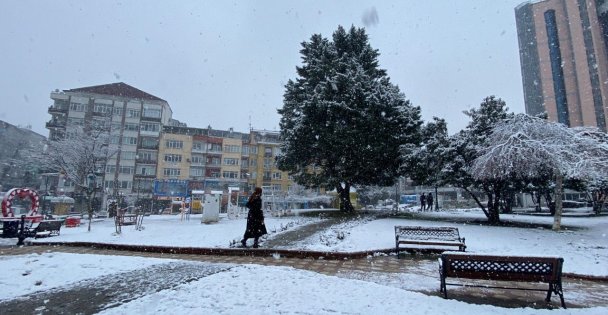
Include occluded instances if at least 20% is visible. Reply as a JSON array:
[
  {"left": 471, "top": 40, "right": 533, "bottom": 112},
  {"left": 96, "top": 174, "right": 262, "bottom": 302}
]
[
  {"left": 48, "top": 105, "right": 68, "bottom": 114},
  {"left": 138, "top": 144, "right": 159, "bottom": 150},
  {"left": 134, "top": 173, "right": 156, "bottom": 179},
  {"left": 135, "top": 158, "right": 157, "bottom": 164},
  {"left": 140, "top": 115, "right": 162, "bottom": 122},
  {"left": 45, "top": 120, "right": 66, "bottom": 129}
]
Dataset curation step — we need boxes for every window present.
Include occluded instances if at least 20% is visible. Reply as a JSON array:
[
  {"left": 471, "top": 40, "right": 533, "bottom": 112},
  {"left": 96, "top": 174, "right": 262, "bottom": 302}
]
[
  {"left": 121, "top": 151, "right": 136, "bottom": 160},
  {"left": 250, "top": 146, "right": 258, "bottom": 154},
  {"left": 224, "top": 158, "right": 238, "bottom": 165},
  {"left": 122, "top": 136, "right": 138, "bottom": 145},
  {"left": 138, "top": 166, "right": 154, "bottom": 176},
  {"left": 264, "top": 147, "right": 272, "bottom": 157},
  {"left": 272, "top": 184, "right": 282, "bottom": 192},
  {"left": 208, "top": 143, "right": 222, "bottom": 152},
  {"left": 209, "top": 157, "right": 221, "bottom": 165},
  {"left": 241, "top": 159, "right": 249, "bottom": 167},
  {"left": 69, "top": 102, "right": 87, "bottom": 112},
  {"left": 140, "top": 138, "right": 159, "bottom": 149},
  {"left": 124, "top": 123, "right": 139, "bottom": 131},
  {"left": 137, "top": 151, "right": 156, "bottom": 162},
  {"left": 242, "top": 145, "right": 249, "bottom": 155},
  {"left": 140, "top": 122, "right": 159, "bottom": 132},
  {"left": 163, "top": 168, "right": 181, "bottom": 176},
  {"left": 164, "top": 154, "right": 182, "bottom": 163},
  {"left": 119, "top": 166, "right": 134, "bottom": 174},
  {"left": 272, "top": 172, "right": 282, "bottom": 180},
  {"left": 192, "top": 141, "right": 205, "bottom": 151},
  {"left": 190, "top": 167, "right": 204, "bottom": 177},
  {"left": 113, "top": 107, "right": 123, "bottom": 116},
  {"left": 93, "top": 104, "right": 112, "bottom": 114},
  {"left": 263, "top": 171, "right": 271, "bottom": 180},
  {"left": 127, "top": 109, "right": 140, "bottom": 118},
  {"left": 224, "top": 145, "right": 240, "bottom": 153},
  {"left": 143, "top": 107, "right": 161, "bottom": 118},
  {"left": 105, "top": 165, "right": 116, "bottom": 174},
  {"left": 110, "top": 135, "right": 120, "bottom": 144},
  {"left": 264, "top": 158, "right": 273, "bottom": 169},
  {"left": 222, "top": 171, "right": 239, "bottom": 179},
  {"left": 104, "top": 180, "right": 132, "bottom": 189},
  {"left": 191, "top": 155, "right": 204, "bottom": 164},
  {"left": 250, "top": 158, "right": 257, "bottom": 167},
  {"left": 209, "top": 170, "right": 220, "bottom": 178},
  {"left": 166, "top": 140, "right": 183, "bottom": 149}
]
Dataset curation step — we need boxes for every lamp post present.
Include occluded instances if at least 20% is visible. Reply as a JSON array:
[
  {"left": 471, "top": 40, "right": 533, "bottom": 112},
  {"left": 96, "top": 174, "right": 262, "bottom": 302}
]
[{"left": 85, "top": 171, "right": 101, "bottom": 232}]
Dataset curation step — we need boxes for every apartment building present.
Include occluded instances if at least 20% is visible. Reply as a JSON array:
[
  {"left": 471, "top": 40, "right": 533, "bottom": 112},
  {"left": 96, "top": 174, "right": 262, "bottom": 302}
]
[
  {"left": 46, "top": 82, "right": 173, "bottom": 206},
  {"left": 156, "top": 126, "right": 249, "bottom": 196},
  {"left": 247, "top": 130, "right": 291, "bottom": 195},
  {"left": 515, "top": 0, "right": 608, "bottom": 130},
  {"left": 156, "top": 127, "right": 291, "bottom": 197}
]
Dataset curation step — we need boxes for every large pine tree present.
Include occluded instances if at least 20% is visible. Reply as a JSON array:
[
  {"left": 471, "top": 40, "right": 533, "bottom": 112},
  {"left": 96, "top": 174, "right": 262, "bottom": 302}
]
[{"left": 277, "top": 25, "right": 422, "bottom": 212}]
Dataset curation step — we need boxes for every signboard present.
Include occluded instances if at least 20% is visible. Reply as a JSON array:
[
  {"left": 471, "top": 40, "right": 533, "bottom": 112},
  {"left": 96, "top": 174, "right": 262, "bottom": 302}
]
[
  {"left": 400, "top": 195, "right": 418, "bottom": 205},
  {"left": 153, "top": 179, "right": 188, "bottom": 198}
]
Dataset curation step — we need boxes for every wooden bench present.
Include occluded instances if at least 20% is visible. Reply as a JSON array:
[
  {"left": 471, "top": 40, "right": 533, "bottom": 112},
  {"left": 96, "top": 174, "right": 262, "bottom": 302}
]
[
  {"left": 115, "top": 213, "right": 143, "bottom": 226},
  {"left": 439, "top": 253, "right": 566, "bottom": 308},
  {"left": 24, "top": 220, "right": 63, "bottom": 238},
  {"left": 395, "top": 226, "right": 466, "bottom": 256}
]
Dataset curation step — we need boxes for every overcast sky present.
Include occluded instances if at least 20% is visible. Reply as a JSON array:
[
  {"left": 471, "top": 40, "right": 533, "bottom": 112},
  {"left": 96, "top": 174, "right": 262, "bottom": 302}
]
[{"left": 0, "top": 0, "right": 526, "bottom": 136}]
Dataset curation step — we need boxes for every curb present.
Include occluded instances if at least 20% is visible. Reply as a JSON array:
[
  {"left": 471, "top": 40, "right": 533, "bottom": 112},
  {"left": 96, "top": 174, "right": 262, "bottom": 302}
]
[{"left": 30, "top": 241, "right": 397, "bottom": 260}]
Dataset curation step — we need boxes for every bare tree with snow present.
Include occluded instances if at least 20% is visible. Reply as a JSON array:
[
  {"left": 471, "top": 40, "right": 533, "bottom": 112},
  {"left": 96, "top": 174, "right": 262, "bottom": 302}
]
[
  {"left": 471, "top": 114, "right": 608, "bottom": 230},
  {"left": 37, "top": 125, "right": 115, "bottom": 231}
]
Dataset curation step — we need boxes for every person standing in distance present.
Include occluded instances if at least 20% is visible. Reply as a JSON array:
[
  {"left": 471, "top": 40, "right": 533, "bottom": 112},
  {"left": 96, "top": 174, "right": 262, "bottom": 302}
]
[
  {"left": 241, "top": 187, "right": 267, "bottom": 248},
  {"left": 420, "top": 193, "right": 426, "bottom": 211}
]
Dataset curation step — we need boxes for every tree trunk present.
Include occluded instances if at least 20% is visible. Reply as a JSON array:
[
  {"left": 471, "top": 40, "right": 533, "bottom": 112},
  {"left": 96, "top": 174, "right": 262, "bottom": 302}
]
[
  {"left": 87, "top": 191, "right": 95, "bottom": 232},
  {"left": 336, "top": 183, "right": 355, "bottom": 213},
  {"left": 462, "top": 187, "right": 489, "bottom": 219},
  {"left": 552, "top": 173, "right": 563, "bottom": 231},
  {"left": 544, "top": 192, "right": 556, "bottom": 216},
  {"left": 486, "top": 190, "right": 501, "bottom": 224}
]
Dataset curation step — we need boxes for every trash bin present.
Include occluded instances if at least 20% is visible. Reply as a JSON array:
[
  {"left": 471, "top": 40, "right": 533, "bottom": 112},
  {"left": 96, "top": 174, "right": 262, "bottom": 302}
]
[{"left": 2, "top": 220, "right": 20, "bottom": 238}]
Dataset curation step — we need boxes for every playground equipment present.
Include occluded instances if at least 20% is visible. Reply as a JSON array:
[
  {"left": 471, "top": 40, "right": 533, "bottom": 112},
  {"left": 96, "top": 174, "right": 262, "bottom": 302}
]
[
  {"left": 201, "top": 191, "right": 221, "bottom": 223},
  {"left": 227, "top": 187, "right": 240, "bottom": 219},
  {"left": 1, "top": 188, "right": 42, "bottom": 222}
]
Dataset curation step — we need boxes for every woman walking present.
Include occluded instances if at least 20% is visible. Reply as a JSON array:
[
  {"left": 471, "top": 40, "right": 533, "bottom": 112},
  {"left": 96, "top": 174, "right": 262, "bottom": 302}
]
[{"left": 241, "top": 187, "right": 267, "bottom": 248}]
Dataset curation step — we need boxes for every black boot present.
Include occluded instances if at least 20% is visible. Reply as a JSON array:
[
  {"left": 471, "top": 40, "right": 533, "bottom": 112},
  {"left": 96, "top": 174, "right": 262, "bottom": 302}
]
[
  {"left": 241, "top": 239, "right": 247, "bottom": 248},
  {"left": 253, "top": 237, "right": 259, "bottom": 248}
]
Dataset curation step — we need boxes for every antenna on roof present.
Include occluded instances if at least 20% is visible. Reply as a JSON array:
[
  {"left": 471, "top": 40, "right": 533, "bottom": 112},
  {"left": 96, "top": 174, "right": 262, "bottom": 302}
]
[{"left": 249, "top": 114, "right": 252, "bottom": 131}]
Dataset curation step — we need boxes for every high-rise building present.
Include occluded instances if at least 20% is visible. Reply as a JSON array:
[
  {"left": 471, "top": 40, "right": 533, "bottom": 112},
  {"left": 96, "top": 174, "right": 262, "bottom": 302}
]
[
  {"left": 515, "top": 0, "right": 608, "bottom": 131},
  {"left": 47, "top": 82, "right": 173, "bottom": 208}
]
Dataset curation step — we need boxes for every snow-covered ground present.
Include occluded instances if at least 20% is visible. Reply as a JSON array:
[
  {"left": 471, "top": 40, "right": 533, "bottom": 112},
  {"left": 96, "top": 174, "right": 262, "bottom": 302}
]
[
  {"left": 1, "top": 209, "right": 606, "bottom": 314},
  {"left": 2, "top": 214, "right": 320, "bottom": 248},
  {"left": 0, "top": 252, "right": 605, "bottom": 314},
  {"left": 290, "top": 209, "right": 608, "bottom": 277}
]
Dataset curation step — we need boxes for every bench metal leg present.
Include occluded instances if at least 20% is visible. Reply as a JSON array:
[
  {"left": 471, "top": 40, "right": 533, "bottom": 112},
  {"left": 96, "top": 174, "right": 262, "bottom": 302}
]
[{"left": 546, "top": 282, "right": 566, "bottom": 308}]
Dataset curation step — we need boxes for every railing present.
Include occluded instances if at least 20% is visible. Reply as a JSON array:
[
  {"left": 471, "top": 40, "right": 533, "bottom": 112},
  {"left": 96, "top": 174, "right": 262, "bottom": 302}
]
[
  {"left": 45, "top": 121, "right": 66, "bottom": 129},
  {"left": 140, "top": 116, "right": 162, "bottom": 122},
  {"left": 48, "top": 105, "right": 68, "bottom": 113}
]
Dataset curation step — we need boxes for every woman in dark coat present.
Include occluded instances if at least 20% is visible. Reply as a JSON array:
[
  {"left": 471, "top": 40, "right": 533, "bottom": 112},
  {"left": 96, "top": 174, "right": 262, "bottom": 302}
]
[{"left": 241, "top": 187, "right": 267, "bottom": 248}]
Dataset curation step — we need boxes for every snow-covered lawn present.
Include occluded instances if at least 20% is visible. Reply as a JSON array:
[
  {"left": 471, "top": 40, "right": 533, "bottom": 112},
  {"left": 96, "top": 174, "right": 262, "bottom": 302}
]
[
  {"left": 290, "top": 209, "right": 608, "bottom": 277},
  {"left": 17, "top": 214, "right": 320, "bottom": 248}
]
